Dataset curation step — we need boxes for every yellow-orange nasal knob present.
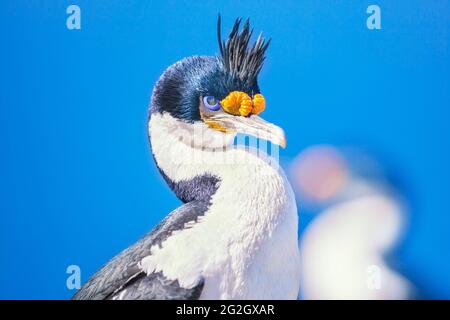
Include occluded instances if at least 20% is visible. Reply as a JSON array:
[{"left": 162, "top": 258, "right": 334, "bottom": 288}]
[
  {"left": 221, "top": 91, "right": 267, "bottom": 116},
  {"left": 221, "top": 91, "right": 253, "bottom": 116},
  {"left": 239, "top": 98, "right": 253, "bottom": 117},
  {"left": 252, "top": 94, "right": 266, "bottom": 115}
]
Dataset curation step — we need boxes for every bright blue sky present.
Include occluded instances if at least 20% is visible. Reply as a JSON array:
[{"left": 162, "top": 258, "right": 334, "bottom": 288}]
[{"left": 0, "top": 1, "right": 449, "bottom": 299}]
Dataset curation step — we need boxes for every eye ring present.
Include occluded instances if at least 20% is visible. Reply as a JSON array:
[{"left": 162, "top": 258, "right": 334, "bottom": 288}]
[{"left": 203, "top": 96, "right": 221, "bottom": 111}]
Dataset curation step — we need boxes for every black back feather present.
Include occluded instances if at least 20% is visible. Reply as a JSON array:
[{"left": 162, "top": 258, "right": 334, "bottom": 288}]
[{"left": 217, "top": 15, "right": 270, "bottom": 83}]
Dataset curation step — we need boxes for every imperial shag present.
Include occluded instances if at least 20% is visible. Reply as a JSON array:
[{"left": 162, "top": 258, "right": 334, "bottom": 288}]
[{"left": 73, "top": 16, "right": 300, "bottom": 300}]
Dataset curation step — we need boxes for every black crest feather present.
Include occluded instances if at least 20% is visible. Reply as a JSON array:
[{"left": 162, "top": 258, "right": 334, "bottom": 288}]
[{"left": 217, "top": 15, "right": 270, "bottom": 83}]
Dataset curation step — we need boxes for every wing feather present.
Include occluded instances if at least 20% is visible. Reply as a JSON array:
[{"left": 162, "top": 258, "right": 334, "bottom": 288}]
[{"left": 72, "top": 201, "right": 208, "bottom": 300}]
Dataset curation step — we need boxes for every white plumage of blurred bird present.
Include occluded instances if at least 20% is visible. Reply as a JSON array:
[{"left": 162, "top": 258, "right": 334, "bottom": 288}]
[{"left": 290, "top": 146, "right": 411, "bottom": 300}]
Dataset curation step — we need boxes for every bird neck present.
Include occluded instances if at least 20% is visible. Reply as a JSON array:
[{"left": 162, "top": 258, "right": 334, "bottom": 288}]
[
  {"left": 147, "top": 113, "right": 298, "bottom": 294},
  {"left": 148, "top": 112, "right": 287, "bottom": 206}
]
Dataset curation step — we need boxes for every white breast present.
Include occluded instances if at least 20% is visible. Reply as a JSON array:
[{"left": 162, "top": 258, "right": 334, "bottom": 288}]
[{"left": 142, "top": 113, "right": 300, "bottom": 299}]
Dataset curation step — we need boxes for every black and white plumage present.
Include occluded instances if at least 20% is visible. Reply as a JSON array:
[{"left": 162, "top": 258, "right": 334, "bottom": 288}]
[
  {"left": 72, "top": 201, "right": 209, "bottom": 300},
  {"left": 73, "top": 16, "right": 300, "bottom": 300}
]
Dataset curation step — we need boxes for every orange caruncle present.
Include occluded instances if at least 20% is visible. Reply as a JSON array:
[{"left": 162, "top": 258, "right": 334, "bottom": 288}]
[
  {"left": 220, "top": 91, "right": 266, "bottom": 117},
  {"left": 221, "top": 91, "right": 250, "bottom": 116},
  {"left": 239, "top": 98, "right": 253, "bottom": 116},
  {"left": 252, "top": 94, "right": 265, "bottom": 115}
]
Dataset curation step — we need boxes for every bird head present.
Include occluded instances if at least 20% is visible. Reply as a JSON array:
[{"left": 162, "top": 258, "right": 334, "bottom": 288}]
[{"left": 150, "top": 16, "right": 286, "bottom": 149}]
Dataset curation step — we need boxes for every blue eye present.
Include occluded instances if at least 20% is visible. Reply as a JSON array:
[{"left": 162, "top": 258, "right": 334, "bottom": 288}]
[{"left": 203, "top": 96, "right": 220, "bottom": 111}]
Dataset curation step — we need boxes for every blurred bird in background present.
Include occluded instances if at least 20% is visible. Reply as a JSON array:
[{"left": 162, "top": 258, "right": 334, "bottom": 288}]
[{"left": 290, "top": 145, "right": 412, "bottom": 299}]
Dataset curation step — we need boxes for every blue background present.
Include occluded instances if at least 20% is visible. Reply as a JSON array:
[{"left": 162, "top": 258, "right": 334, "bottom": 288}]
[{"left": 0, "top": 1, "right": 449, "bottom": 299}]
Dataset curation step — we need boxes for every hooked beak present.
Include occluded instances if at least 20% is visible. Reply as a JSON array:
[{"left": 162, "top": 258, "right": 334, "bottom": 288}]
[{"left": 203, "top": 113, "right": 286, "bottom": 148}]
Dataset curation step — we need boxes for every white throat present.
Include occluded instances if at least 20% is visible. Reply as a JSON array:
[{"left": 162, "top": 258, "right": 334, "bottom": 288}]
[
  {"left": 145, "top": 112, "right": 300, "bottom": 299},
  {"left": 149, "top": 112, "right": 283, "bottom": 182}
]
